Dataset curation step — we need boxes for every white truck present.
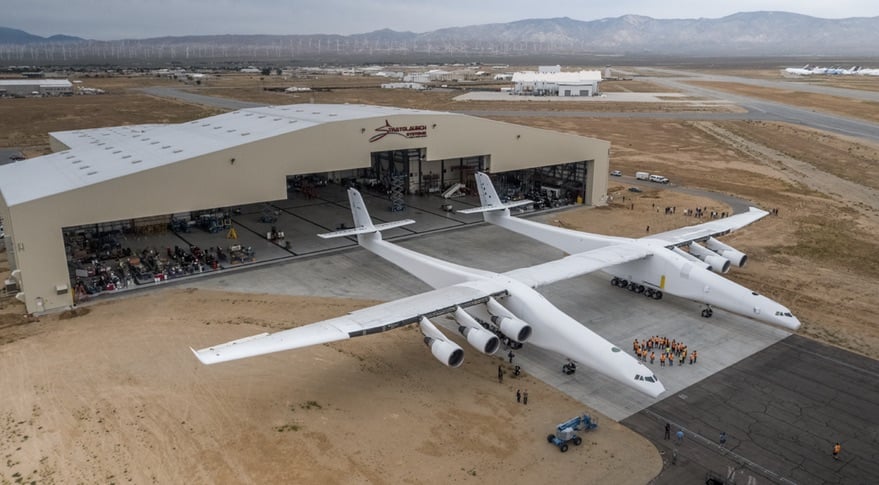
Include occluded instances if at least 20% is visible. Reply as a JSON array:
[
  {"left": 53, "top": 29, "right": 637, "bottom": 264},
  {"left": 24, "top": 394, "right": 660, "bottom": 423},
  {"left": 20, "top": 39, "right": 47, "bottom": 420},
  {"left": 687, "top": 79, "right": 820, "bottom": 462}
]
[
  {"left": 649, "top": 174, "right": 669, "bottom": 184},
  {"left": 635, "top": 171, "right": 649, "bottom": 180}
]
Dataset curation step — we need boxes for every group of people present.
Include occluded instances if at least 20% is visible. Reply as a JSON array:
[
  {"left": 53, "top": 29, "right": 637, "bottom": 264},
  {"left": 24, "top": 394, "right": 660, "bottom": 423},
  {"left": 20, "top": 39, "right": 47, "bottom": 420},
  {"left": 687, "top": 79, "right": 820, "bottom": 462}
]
[{"left": 633, "top": 336, "right": 698, "bottom": 367}]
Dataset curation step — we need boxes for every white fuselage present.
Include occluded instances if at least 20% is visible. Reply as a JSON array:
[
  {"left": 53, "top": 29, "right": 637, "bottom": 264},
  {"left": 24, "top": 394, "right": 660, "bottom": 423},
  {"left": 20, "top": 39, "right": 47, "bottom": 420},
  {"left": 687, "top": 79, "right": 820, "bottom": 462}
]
[
  {"left": 486, "top": 212, "right": 800, "bottom": 330},
  {"left": 358, "top": 232, "right": 664, "bottom": 397}
]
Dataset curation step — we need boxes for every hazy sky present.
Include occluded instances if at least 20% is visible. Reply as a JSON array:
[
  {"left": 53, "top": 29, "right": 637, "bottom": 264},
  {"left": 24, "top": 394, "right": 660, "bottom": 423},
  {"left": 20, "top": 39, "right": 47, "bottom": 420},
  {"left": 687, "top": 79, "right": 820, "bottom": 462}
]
[{"left": 6, "top": 0, "right": 877, "bottom": 40}]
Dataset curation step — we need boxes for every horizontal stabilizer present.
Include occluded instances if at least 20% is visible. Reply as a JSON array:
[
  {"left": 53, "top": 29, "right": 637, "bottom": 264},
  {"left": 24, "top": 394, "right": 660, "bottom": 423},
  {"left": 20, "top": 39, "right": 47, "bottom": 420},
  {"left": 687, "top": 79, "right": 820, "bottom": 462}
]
[
  {"left": 457, "top": 199, "right": 533, "bottom": 214},
  {"left": 317, "top": 219, "right": 415, "bottom": 239}
]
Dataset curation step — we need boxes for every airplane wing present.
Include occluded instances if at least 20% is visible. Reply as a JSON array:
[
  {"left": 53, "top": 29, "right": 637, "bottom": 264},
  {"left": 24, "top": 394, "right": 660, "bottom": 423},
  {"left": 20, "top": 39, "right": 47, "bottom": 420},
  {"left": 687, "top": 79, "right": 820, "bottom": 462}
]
[
  {"left": 191, "top": 283, "right": 507, "bottom": 365},
  {"left": 504, "top": 244, "right": 651, "bottom": 289},
  {"left": 647, "top": 207, "right": 769, "bottom": 247}
]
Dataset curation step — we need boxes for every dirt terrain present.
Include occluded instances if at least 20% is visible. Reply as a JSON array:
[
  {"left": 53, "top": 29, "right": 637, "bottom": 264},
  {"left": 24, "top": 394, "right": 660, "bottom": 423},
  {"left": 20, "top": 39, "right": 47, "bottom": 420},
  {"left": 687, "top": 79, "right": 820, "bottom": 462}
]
[
  {"left": 2, "top": 67, "right": 879, "bottom": 482},
  {"left": 0, "top": 280, "right": 659, "bottom": 484}
]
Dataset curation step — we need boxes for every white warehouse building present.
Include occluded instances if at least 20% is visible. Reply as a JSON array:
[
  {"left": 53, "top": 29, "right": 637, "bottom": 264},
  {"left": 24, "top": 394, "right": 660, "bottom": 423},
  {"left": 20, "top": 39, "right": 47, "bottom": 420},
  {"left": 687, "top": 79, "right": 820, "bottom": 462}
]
[
  {"left": 0, "top": 103, "right": 612, "bottom": 314},
  {"left": 0, "top": 79, "right": 73, "bottom": 97},
  {"left": 511, "top": 70, "right": 602, "bottom": 97}
]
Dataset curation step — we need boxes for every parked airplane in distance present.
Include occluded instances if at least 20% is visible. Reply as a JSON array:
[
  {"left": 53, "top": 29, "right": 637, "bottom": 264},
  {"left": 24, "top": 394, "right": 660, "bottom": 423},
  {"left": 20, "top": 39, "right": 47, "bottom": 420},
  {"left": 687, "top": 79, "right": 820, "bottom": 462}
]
[
  {"left": 461, "top": 172, "right": 800, "bottom": 331},
  {"left": 784, "top": 64, "right": 879, "bottom": 76},
  {"left": 192, "top": 188, "right": 665, "bottom": 398}
]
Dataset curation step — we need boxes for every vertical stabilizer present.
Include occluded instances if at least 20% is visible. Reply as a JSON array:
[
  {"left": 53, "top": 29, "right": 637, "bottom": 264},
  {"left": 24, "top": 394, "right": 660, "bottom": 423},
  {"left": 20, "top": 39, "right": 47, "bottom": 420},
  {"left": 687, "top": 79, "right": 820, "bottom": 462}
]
[
  {"left": 474, "top": 171, "right": 505, "bottom": 210},
  {"left": 457, "top": 172, "right": 533, "bottom": 215},
  {"left": 317, "top": 189, "right": 415, "bottom": 239},
  {"left": 348, "top": 188, "right": 375, "bottom": 232}
]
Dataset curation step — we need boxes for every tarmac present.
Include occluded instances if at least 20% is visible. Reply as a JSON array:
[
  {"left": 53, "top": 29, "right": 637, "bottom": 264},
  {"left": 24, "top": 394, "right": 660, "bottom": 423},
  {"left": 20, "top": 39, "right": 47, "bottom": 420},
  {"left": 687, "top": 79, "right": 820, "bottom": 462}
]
[{"left": 179, "top": 187, "right": 878, "bottom": 484}]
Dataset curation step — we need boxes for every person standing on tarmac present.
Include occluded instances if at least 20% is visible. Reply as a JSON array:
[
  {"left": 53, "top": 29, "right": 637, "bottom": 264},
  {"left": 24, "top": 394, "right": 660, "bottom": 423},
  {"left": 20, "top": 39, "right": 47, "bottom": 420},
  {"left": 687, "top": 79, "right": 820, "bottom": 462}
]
[{"left": 833, "top": 442, "right": 841, "bottom": 460}]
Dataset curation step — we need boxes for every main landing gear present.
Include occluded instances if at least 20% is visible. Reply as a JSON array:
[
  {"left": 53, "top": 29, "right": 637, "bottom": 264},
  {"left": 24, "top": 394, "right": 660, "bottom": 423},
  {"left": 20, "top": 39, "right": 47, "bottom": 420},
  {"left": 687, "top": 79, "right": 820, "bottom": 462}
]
[
  {"left": 701, "top": 305, "right": 714, "bottom": 318},
  {"left": 611, "top": 277, "right": 662, "bottom": 300}
]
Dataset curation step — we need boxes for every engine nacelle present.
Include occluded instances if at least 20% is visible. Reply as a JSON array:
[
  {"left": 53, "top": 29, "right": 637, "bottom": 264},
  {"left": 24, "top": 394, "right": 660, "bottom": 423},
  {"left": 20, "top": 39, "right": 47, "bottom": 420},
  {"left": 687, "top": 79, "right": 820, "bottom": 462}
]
[
  {"left": 490, "top": 315, "right": 533, "bottom": 343},
  {"left": 485, "top": 298, "right": 533, "bottom": 343},
  {"left": 688, "top": 242, "right": 731, "bottom": 274},
  {"left": 454, "top": 308, "right": 500, "bottom": 355},
  {"left": 426, "top": 338, "right": 465, "bottom": 367},
  {"left": 672, "top": 247, "right": 710, "bottom": 269},
  {"left": 705, "top": 237, "right": 748, "bottom": 267},
  {"left": 460, "top": 326, "right": 500, "bottom": 355},
  {"left": 420, "top": 317, "right": 464, "bottom": 367}
]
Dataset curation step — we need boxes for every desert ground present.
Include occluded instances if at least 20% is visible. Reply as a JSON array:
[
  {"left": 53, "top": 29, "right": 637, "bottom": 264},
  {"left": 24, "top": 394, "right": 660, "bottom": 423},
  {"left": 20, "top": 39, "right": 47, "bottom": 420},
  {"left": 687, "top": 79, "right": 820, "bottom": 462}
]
[{"left": 2, "top": 66, "right": 879, "bottom": 483}]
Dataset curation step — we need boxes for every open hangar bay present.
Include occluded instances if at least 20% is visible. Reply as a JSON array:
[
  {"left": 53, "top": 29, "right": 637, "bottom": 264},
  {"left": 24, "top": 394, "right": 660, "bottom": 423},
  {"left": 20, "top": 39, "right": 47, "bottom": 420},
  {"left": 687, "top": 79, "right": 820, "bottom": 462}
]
[{"left": 0, "top": 103, "right": 608, "bottom": 314}]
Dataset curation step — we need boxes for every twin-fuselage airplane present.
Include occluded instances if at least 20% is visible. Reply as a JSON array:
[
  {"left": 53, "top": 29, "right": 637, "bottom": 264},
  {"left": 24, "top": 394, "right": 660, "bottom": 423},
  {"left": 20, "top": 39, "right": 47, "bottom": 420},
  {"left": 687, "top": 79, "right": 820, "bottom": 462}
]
[
  {"left": 193, "top": 172, "right": 799, "bottom": 398},
  {"left": 462, "top": 172, "right": 800, "bottom": 331},
  {"left": 192, "top": 188, "right": 665, "bottom": 397}
]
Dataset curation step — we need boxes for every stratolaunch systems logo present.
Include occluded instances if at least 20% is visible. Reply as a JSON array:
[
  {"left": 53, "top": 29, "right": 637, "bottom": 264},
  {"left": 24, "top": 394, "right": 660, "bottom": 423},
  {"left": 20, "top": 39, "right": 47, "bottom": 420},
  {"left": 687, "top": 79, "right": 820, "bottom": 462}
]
[{"left": 369, "top": 120, "right": 428, "bottom": 143}]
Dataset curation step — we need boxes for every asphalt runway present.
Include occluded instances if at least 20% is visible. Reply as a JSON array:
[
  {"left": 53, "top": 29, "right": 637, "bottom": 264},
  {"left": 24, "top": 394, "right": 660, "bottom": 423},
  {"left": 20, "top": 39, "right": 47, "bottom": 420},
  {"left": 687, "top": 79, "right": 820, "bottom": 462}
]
[{"left": 624, "top": 334, "right": 879, "bottom": 485}]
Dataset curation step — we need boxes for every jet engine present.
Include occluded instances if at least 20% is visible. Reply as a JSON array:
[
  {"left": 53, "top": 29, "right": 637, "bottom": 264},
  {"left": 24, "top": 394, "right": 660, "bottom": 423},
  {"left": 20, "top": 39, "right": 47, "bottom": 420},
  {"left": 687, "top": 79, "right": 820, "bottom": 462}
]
[
  {"left": 705, "top": 237, "right": 748, "bottom": 267},
  {"left": 419, "top": 317, "right": 464, "bottom": 367},
  {"left": 454, "top": 308, "right": 500, "bottom": 355},
  {"left": 486, "top": 298, "right": 533, "bottom": 343},
  {"left": 688, "top": 242, "right": 731, "bottom": 274}
]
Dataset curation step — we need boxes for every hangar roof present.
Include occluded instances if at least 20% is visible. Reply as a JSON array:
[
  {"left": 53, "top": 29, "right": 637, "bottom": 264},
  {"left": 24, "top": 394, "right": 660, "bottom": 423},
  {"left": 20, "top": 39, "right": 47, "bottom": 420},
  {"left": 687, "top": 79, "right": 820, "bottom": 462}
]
[
  {"left": 0, "top": 79, "right": 73, "bottom": 88},
  {"left": 512, "top": 71, "right": 602, "bottom": 83},
  {"left": 0, "top": 104, "right": 439, "bottom": 207}
]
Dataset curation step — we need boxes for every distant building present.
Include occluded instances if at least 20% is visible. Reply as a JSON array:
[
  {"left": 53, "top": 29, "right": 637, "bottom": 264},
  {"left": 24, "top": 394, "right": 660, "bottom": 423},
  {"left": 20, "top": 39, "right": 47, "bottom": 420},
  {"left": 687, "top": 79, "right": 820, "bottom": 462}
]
[
  {"left": 0, "top": 79, "right": 73, "bottom": 97},
  {"left": 538, "top": 65, "right": 561, "bottom": 74},
  {"left": 381, "top": 82, "right": 425, "bottom": 90},
  {"left": 511, "top": 70, "right": 602, "bottom": 97}
]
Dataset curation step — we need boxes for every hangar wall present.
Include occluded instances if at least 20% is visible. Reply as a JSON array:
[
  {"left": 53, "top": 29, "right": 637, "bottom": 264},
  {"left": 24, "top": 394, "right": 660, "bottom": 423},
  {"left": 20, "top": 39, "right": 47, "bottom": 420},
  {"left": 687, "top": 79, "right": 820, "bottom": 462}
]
[{"left": 3, "top": 110, "right": 609, "bottom": 314}]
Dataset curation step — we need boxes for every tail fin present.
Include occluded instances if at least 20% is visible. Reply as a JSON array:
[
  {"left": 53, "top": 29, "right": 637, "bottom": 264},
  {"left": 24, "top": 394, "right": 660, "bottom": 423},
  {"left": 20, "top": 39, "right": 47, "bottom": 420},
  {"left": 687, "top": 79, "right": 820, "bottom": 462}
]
[
  {"left": 457, "top": 172, "right": 533, "bottom": 215},
  {"left": 318, "top": 188, "right": 415, "bottom": 239}
]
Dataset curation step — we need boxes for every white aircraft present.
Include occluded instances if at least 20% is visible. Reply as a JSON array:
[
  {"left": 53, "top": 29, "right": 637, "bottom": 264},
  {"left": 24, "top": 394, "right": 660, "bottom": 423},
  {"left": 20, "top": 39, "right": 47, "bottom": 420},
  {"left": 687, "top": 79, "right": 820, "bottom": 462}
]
[
  {"left": 784, "top": 65, "right": 814, "bottom": 76},
  {"left": 460, "top": 172, "right": 800, "bottom": 331},
  {"left": 191, "top": 188, "right": 665, "bottom": 398}
]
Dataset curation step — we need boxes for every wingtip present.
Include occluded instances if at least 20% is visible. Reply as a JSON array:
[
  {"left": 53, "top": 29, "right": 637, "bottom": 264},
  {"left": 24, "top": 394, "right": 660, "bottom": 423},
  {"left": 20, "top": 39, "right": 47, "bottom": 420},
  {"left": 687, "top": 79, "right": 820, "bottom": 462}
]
[{"left": 190, "top": 346, "right": 209, "bottom": 365}]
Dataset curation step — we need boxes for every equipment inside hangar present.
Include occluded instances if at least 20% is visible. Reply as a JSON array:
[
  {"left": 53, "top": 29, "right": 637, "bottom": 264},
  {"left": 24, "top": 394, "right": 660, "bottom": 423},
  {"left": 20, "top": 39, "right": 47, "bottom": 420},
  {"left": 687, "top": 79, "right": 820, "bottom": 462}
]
[{"left": 0, "top": 103, "right": 610, "bottom": 313}]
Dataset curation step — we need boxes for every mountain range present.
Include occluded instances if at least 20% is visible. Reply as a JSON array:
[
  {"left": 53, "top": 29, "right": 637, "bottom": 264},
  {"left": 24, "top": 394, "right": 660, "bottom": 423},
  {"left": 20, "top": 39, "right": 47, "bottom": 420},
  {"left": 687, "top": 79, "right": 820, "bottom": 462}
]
[{"left": 1, "top": 12, "right": 878, "bottom": 65}]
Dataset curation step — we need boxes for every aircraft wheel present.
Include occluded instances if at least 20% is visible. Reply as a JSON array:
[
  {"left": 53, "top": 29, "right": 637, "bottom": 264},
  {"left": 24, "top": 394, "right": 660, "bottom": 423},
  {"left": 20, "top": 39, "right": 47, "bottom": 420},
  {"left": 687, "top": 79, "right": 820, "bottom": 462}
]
[
  {"left": 620, "top": 280, "right": 628, "bottom": 289},
  {"left": 637, "top": 285, "right": 645, "bottom": 293},
  {"left": 547, "top": 434, "right": 556, "bottom": 443},
  {"left": 573, "top": 436, "right": 582, "bottom": 446},
  {"left": 611, "top": 277, "right": 620, "bottom": 287},
  {"left": 701, "top": 309, "right": 713, "bottom": 318},
  {"left": 644, "top": 289, "right": 654, "bottom": 298},
  {"left": 560, "top": 443, "right": 568, "bottom": 453},
  {"left": 653, "top": 291, "right": 663, "bottom": 300},
  {"left": 627, "top": 283, "right": 637, "bottom": 291}
]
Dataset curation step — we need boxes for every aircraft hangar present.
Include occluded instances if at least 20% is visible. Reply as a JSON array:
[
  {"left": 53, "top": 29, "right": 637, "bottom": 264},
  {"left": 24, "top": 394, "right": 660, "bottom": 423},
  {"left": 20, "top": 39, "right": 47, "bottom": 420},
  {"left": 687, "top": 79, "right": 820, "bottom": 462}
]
[{"left": 0, "top": 103, "right": 611, "bottom": 314}]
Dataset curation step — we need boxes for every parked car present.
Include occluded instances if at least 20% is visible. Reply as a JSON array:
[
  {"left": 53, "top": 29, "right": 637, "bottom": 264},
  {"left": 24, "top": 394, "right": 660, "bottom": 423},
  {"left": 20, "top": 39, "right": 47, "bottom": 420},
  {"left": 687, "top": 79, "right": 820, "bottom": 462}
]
[
  {"left": 610, "top": 170, "right": 622, "bottom": 177},
  {"left": 628, "top": 187, "right": 643, "bottom": 193}
]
